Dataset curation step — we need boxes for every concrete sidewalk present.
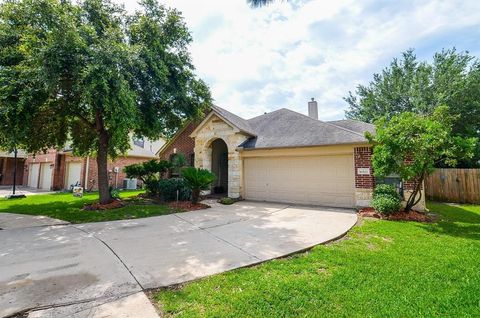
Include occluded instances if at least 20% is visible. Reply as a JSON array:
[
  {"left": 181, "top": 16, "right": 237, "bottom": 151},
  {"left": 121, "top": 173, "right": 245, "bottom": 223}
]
[
  {"left": 0, "top": 201, "right": 357, "bottom": 317},
  {"left": 0, "top": 213, "right": 68, "bottom": 230}
]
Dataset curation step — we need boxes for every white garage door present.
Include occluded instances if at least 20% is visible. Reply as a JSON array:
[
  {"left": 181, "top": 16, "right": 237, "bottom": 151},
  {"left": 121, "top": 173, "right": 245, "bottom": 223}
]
[
  {"left": 65, "top": 162, "right": 82, "bottom": 189},
  {"left": 244, "top": 154, "right": 355, "bottom": 208},
  {"left": 28, "top": 163, "right": 40, "bottom": 188},
  {"left": 39, "top": 163, "right": 52, "bottom": 190}
]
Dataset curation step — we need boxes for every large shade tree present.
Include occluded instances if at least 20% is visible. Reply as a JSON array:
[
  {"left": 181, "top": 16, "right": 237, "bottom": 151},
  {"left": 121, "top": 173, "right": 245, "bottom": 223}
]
[
  {"left": 345, "top": 49, "right": 480, "bottom": 167},
  {"left": 0, "top": 0, "right": 211, "bottom": 204},
  {"left": 366, "top": 106, "right": 476, "bottom": 212}
]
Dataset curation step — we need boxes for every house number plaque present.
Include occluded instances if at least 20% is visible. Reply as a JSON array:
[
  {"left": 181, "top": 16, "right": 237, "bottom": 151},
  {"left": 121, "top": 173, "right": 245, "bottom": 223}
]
[{"left": 357, "top": 168, "right": 371, "bottom": 175}]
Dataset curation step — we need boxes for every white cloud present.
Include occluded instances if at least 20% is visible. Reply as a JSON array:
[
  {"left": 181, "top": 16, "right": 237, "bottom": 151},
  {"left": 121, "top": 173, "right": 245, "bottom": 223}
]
[{"left": 116, "top": 0, "right": 480, "bottom": 120}]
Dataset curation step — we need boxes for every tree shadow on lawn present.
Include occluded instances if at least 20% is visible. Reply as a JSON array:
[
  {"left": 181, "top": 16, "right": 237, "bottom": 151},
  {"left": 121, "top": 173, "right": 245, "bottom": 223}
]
[
  {"left": 0, "top": 199, "right": 172, "bottom": 224},
  {"left": 419, "top": 203, "right": 480, "bottom": 241},
  {"left": 0, "top": 200, "right": 89, "bottom": 216}
]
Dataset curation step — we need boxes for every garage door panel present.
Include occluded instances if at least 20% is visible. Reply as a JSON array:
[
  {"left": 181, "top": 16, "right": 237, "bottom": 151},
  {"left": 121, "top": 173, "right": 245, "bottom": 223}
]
[
  {"left": 244, "top": 155, "right": 354, "bottom": 208},
  {"left": 39, "top": 163, "right": 52, "bottom": 190},
  {"left": 65, "top": 162, "right": 82, "bottom": 189},
  {"left": 28, "top": 164, "right": 40, "bottom": 188}
]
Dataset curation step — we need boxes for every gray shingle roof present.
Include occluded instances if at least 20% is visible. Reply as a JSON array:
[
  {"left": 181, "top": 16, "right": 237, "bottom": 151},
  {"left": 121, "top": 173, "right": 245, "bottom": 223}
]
[
  {"left": 211, "top": 105, "right": 256, "bottom": 136},
  {"left": 236, "top": 108, "right": 370, "bottom": 149},
  {"left": 327, "top": 119, "right": 375, "bottom": 135}
]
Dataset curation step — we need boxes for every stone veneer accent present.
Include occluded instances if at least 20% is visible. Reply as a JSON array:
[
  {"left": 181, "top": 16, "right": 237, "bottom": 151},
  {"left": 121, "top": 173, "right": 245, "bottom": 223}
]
[
  {"left": 193, "top": 115, "right": 248, "bottom": 198},
  {"left": 403, "top": 178, "right": 426, "bottom": 211}
]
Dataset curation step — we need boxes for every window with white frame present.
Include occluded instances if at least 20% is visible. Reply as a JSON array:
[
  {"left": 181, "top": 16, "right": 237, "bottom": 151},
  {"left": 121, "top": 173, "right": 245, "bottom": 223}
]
[{"left": 132, "top": 136, "right": 145, "bottom": 148}]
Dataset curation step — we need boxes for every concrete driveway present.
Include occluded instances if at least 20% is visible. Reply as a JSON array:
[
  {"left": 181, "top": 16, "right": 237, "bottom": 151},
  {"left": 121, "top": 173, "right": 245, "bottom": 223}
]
[
  {"left": 0, "top": 186, "right": 54, "bottom": 197},
  {"left": 0, "top": 201, "right": 357, "bottom": 317}
]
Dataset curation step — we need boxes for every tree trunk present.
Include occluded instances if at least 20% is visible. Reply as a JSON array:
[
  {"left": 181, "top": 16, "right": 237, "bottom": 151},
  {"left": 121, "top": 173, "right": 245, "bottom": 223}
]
[
  {"left": 97, "top": 131, "right": 112, "bottom": 205},
  {"left": 191, "top": 189, "right": 200, "bottom": 205},
  {"left": 404, "top": 173, "right": 425, "bottom": 212}
]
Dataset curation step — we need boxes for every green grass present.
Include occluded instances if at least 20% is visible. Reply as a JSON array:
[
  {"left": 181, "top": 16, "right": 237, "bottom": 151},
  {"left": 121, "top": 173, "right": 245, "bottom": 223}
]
[
  {"left": 0, "top": 190, "right": 179, "bottom": 223},
  {"left": 154, "top": 202, "right": 480, "bottom": 317}
]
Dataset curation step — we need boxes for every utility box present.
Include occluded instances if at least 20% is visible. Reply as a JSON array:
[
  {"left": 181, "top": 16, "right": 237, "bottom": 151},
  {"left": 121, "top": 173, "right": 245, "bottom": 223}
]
[{"left": 123, "top": 178, "right": 137, "bottom": 190}]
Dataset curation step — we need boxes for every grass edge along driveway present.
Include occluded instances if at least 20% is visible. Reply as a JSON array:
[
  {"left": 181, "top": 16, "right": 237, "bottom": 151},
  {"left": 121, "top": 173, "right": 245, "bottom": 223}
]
[
  {"left": 0, "top": 190, "right": 180, "bottom": 223},
  {"left": 154, "top": 202, "right": 480, "bottom": 317}
]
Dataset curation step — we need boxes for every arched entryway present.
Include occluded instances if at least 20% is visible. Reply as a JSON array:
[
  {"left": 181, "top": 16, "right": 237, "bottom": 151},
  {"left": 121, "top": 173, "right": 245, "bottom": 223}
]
[{"left": 211, "top": 138, "right": 228, "bottom": 194}]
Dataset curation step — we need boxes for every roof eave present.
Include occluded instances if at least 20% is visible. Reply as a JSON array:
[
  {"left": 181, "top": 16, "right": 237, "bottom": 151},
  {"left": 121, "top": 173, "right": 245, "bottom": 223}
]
[{"left": 237, "top": 141, "right": 371, "bottom": 151}]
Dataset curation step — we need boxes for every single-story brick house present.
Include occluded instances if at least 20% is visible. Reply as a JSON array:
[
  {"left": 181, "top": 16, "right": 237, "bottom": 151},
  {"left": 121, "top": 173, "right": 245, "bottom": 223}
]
[
  {"left": 160, "top": 99, "right": 425, "bottom": 210},
  {"left": 22, "top": 136, "right": 165, "bottom": 191}
]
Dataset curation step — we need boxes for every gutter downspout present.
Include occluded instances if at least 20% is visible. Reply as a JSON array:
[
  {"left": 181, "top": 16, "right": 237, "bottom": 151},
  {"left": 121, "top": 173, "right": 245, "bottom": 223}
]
[{"left": 84, "top": 156, "right": 89, "bottom": 191}]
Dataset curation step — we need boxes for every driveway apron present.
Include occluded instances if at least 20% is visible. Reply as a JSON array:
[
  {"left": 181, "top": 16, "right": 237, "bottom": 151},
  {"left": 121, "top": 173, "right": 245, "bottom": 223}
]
[{"left": 0, "top": 201, "right": 357, "bottom": 317}]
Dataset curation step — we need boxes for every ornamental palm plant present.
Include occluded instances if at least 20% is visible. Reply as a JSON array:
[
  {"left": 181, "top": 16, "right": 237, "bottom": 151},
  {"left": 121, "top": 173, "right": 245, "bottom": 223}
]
[{"left": 182, "top": 167, "right": 216, "bottom": 204}]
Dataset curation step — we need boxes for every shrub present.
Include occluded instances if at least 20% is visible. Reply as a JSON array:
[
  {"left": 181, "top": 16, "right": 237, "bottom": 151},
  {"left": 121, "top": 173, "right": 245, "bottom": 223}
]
[
  {"left": 109, "top": 186, "right": 120, "bottom": 199},
  {"left": 373, "top": 184, "right": 399, "bottom": 199},
  {"left": 157, "top": 178, "right": 191, "bottom": 202},
  {"left": 372, "top": 184, "right": 401, "bottom": 215},
  {"left": 170, "top": 153, "right": 188, "bottom": 176},
  {"left": 182, "top": 167, "right": 216, "bottom": 204},
  {"left": 218, "top": 197, "right": 235, "bottom": 205},
  {"left": 124, "top": 160, "right": 171, "bottom": 196},
  {"left": 372, "top": 194, "right": 401, "bottom": 215}
]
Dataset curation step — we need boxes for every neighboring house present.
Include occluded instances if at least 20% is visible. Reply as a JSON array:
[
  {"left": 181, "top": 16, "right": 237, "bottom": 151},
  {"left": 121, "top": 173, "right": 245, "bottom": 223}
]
[
  {"left": 22, "top": 136, "right": 165, "bottom": 191},
  {"left": 163, "top": 99, "right": 425, "bottom": 210},
  {"left": 0, "top": 150, "right": 26, "bottom": 186}
]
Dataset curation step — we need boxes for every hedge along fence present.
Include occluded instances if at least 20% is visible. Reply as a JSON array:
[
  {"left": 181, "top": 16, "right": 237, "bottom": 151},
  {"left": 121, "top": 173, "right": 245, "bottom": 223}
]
[{"left": 425, "top": 169, "right": 480, "bottom": 204}]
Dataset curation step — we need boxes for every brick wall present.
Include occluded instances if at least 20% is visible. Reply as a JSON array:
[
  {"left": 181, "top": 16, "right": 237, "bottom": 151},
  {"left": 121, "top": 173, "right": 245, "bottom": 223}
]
[
  {"left": 402, "top": 157, "right": 423, "bottom": 190},
  {"left": 354, "top": 146, "right": 375, "bottom": 189},
  {"left": 0, "top": 157, "right": 25, "bottom": 186},
  {"left": 85, "top": 156, "right": 153, "bottom": 190},
  {"left": 159, "top": 121, "right": 197, "bottom": 165}
]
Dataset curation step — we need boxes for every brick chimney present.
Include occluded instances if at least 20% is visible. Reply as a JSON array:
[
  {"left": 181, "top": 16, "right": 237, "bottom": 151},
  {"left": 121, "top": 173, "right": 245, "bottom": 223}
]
[{"left": 308, "top": 98, "right": 318, "bottom": 120}]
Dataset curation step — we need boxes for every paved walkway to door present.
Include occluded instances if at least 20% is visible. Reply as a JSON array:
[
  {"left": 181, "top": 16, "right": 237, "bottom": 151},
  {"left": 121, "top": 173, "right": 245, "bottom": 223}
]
[{"left": 0, "top": 201, "right": 357, "bottom": 317}]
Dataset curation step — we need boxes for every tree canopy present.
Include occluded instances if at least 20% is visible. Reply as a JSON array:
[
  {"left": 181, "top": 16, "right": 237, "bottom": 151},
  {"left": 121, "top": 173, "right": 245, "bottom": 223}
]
[
  {"left": 247, "top": 0, "right": 276, "bottom": 7},
  {"left": 345, "top": 49, "right": 480, "bottom": 167},
  {"left": 0, "top": 0, "right": 212, "bottom": 203},
  {"left": 366, "top": 106, "right": 476, "bottom": 211}
]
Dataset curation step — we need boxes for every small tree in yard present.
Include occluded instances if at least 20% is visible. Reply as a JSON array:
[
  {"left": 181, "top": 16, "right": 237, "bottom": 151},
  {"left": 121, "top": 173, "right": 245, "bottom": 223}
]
[
  {"left": 124, "top": 160, "right": 171, "bottom": 196},
  {"left": 366, "top": 106, "right": 476, "bottom": 212},
  {"left": 0, "top": 0, "right": 211, "bottom": 204},
  {"left": 181, "top": 167, "right": 215, "bottom": 204}
]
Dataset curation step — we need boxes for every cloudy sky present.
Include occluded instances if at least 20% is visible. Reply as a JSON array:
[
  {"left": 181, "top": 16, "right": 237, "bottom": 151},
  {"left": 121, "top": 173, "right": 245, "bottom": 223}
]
[{"left": 118, "top": 0, "right": 480, "bottom": 120}]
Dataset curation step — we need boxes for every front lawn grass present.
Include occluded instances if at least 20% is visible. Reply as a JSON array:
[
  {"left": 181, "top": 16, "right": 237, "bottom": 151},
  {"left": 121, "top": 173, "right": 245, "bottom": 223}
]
[
  {"left": 0, "top": 190, "right": 180, "bottom": 223},
  {"left": 154, "top": 202, "right": 480, "bottom": 317}
]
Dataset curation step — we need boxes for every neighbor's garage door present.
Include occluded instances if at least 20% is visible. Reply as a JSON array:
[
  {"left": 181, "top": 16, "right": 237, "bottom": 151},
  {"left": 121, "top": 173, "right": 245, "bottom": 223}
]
[
  {"left": 28, "top": 163, "right": 40, "bottom": 188},
  {"left": 244, "top": 155, "right": 355, "bottom": 208},
  {"left": 38, "top": 163, "right": 52, "bottom": 190},
  {"left": 65, "top": 162, "right": 82, "bottom": 189}
]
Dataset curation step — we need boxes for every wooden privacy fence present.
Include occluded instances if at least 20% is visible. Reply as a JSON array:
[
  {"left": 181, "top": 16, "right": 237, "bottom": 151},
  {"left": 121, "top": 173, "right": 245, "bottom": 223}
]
[{"left": 425, "top": 169, "right": 480, "bottom": 204}]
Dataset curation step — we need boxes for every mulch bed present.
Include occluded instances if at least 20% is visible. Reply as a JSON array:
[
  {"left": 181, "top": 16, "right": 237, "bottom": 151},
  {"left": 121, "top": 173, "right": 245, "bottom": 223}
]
[
  {"left": 358, "top": 207, "right": 433, "bottom": 222},
  {"left": 168, "top": 201, "right": 210, "bottom": 211},
  {"left": 83, "top": 199, "right": 125, "bottom": 211}
]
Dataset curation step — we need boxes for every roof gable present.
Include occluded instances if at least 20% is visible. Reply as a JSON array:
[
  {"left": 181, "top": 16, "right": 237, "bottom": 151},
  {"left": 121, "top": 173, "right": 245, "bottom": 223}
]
[{"left": 190, "top": 105, "right": 256, "bottom": 137}]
